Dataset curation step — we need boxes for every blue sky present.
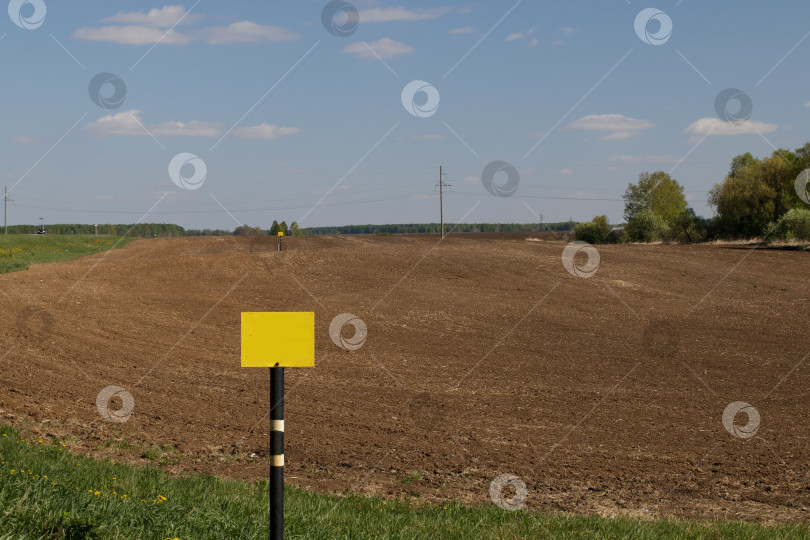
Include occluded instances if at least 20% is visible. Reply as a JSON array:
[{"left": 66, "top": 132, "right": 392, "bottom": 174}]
[{"left": 1, "top": 0, "right": 808, "bottom": 229}]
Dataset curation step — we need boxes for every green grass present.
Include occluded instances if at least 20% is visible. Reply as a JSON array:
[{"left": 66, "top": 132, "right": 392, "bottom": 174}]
[
  {"left": 1, "top": 426, "right": 807, "bottom": 539},
  {"left": 0, "top": 235, "right": 133, "bottom": 274}
]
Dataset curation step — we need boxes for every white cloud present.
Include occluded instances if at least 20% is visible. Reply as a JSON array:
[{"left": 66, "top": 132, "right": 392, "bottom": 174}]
[
  {"left": 85, "top": 110, "right": 220, "bottom": 137},
  {"left": 232, "top": 123, "right": 301, "bottom": 139},
  {"left": 73, "top": 25, "right": 193, "bottom": 45},
  {"left": 343, "top": 38, "right": 414, "bottom": 59},
  {"left": 141, "top": 120, "right": 221, "bottom": 138},
  {"left": 568, "top": 114, "right": 654, "bottom": 131},
  {"left": 556, "top": 168, "right": 573, "bottom": 175},
  {"left": 102, "top": 5, "right": 201, "bottom": 28},
  {"left": 449, "top": 26, "right": 476, "bottom": 35},
  {"left": 84, "top": 110, "right": 299, "bottom": 140},
  {"left": 599, "top": 131, "right": 639, "bottom": 141},
  {"left": 10, "top": 135, "right": 36, "bottom": 144},
  {"left": 201, "top": 22, "right": 299, "bottom": 44},
  {"left": 554, "top": 27, "right": 579, "bottom": 46},
  {"left": 506, "top": 26, "right": 538, "bottom": 45},
  {"left": 608, "top": 154, "right": 678, "bottom": 164},
  {"left": 683, "top": 117, "right": 779, "bottom": 141},
  {"left": 75, "top": 9, "right": 298, "bottom": 45},
  {"left": 359, "top": 7, "right": 451, "bottom": 23}
]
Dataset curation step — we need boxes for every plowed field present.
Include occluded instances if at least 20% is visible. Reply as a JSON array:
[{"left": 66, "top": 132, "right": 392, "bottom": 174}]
[{"left": 1, "top": 235, "right": 808, "bottom": 522}]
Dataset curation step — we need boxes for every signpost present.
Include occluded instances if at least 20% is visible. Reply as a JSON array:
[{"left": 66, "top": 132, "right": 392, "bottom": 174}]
[
  {"left": 278, "top": 231, "right": 284, "bottom": 252},
  {"left": 241, "top": 312, "right": 315, "bottom": 540}
]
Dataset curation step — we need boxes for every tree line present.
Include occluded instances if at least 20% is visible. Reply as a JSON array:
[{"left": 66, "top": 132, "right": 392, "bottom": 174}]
[
  {"left": 575, "top": 141, "right": 810, "bottom": 244},
  {"left": 231, "top": 221, "right": 301, "bottom": 236},
  {"left": 4, "top": 223, "right": 186, "bottom": 237},
  {"left": 301, "top": 222, "right": 573, "bottom": 235},
  {"left": 3, "top": 221, "right": 572, "bottom": 238},
  {"left": 12, "top": 142, "right": 810, "bottom": 244},
  {"left": 189, "top": 222, "right": 575, "bottom": 236}
]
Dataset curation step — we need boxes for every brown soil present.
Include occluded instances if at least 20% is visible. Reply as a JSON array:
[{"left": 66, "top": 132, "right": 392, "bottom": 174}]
[{"left": 1, "top": 234, "right": 809, "bottom": 523}]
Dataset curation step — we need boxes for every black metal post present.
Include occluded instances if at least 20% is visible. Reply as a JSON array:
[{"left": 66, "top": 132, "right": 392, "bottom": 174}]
[{"left": 270, "top": 367, "right": 284, "bottom": 540}]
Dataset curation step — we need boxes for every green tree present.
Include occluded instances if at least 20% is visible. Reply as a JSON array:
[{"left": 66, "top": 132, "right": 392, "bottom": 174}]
[
  {"left": 623, "top": 172, "right": 688, "bottom": 226},
  {"left": 269, "top": 220, "right": 280, "bottom": 236},
  {"left": 574, "top": 221, "right": 603, "bottom": 244},
  {"left": 709, "top": 150, "right": 798, "bottom": 238},
  {"left": 290, "top": 222, "right": 300, "bottom": 236},
  {"left": 625, "top": 209, "right": 670, "bottom": 242},
  {"left": 279, "top": 221, "right": 288, "bottom": 235},
  {"left": 592, "top": 215, "right": 610, "bottom": 238},
  {"left": 672, "top": 208, "right": 702, "bottom": 243},
  {"left": 728, "top": 152, "right": 759, "bottom": 178},
  {"left": 234, "top": 225, "right": 263, "bottom": 236}
]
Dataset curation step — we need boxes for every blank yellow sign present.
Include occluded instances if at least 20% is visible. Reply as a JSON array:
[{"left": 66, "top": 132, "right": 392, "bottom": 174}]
[
  {"left": 277, "top": 232, "right": 284, "bottom": 237},
  {"left": 241, "top": 312, "right": 315, "bottom": 368}
]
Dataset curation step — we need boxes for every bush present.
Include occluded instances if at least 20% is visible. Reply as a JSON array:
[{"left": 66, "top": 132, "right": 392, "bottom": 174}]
[
  {"left": 574, "top": 221, "right": 604, "bottom": 244},
  {"left": 671, "top": 209, "right": 703, "bottom": 243},
  {"left": 765, "top": 208, "right": 810, "bottom": 241},
  {"left": 625, "top": 210, "right": 670, "bottom": 242}
]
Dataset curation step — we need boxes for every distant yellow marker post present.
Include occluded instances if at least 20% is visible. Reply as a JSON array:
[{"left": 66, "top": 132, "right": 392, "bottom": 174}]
[{"left": 241, "top": 312, "right": 314, "bottom": 540}]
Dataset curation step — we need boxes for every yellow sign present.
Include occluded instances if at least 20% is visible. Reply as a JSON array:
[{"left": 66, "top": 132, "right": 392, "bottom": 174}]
[
  {"left": 277, "top": 232, "right": 284, "bottom": 237},
  {"left": 241, "top": 312, "right": 315, "bottom": 367}
]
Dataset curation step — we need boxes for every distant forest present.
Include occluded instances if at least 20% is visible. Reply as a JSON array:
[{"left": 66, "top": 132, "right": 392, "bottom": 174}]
[
  {"left": 4, "top": 223, "right": 186, "bottom": 237},
  {"left": 301, "top": 222, "right": 573, "bottom": 235},
  {"left": 3, "top": 222, "right": 574, "bottom": 238}
]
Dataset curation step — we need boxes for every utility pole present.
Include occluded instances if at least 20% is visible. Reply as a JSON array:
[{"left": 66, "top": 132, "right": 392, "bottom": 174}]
[
  {"left": 3, "top": 187, "right": 11, "bottom": 234},
  {"left": 436, "top": 166, "right": 451, "bottom": 239}
]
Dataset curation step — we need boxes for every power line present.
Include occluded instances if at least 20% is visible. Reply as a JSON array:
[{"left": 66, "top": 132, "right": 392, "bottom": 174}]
[
  {"left": 10, "top": 181, "right": 437, "bottom": 208},
  {"left": 11, "top": 193, "right": 434, "bottom": 215}
]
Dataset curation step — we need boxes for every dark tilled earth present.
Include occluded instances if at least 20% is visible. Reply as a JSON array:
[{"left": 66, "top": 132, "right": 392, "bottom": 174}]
[{"left": 1, "top": 234, "right": 809, "bottom": 523}]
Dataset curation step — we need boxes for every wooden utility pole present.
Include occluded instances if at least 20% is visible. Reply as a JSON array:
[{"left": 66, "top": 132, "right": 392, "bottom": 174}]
[
  {"left": 3, "top": 186, "right": 11, "bottom": 235},
  {"left": 437, "top": 167, "right": 450, "bottom": 239}
]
